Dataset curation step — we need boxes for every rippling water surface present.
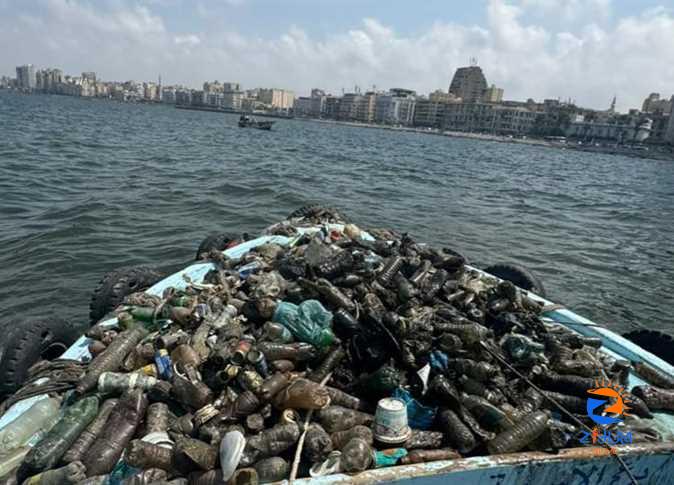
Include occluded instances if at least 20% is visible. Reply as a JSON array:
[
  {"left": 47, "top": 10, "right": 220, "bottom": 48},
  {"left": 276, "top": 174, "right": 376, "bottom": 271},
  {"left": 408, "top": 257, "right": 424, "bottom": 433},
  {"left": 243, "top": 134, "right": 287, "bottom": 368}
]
[{"left": 1, "top": 91, "right": 673, "bottom": 335}]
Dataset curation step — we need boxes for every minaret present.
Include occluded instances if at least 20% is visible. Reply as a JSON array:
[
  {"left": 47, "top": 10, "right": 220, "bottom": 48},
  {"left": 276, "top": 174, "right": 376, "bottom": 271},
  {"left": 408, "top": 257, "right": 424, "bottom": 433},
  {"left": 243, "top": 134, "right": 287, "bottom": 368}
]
[{"left": 609, "top": 95, "right": 616, "bottom": 113}]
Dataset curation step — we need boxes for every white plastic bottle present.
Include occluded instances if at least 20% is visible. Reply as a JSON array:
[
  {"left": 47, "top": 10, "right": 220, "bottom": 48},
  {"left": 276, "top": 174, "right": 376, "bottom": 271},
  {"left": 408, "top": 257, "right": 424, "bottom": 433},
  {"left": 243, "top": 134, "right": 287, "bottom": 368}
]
[{"left": 0, "top": 396, "right": 61, "bottom": 452}]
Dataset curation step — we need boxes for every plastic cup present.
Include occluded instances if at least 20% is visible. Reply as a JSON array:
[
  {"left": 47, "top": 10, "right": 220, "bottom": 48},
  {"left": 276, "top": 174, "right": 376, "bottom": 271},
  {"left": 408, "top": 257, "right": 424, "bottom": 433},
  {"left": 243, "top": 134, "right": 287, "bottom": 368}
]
[{"left": 373, "top": 397, "right": 412, "bottom": 445}]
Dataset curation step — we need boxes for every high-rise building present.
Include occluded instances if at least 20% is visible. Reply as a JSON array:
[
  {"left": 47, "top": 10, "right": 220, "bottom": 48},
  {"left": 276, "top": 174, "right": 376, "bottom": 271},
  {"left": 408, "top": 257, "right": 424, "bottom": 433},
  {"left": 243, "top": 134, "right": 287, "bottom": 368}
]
[
  {"left": 16, "top": 64, "right": 36, "bottom": 91},
  {"left": 258, "top": 88, "right": 295, "bottom": 110},
  {"left": 666, "top": 111, "right": 674, "bottom": 144},
  {"left": 449, "top": 65, "right": 488, "bottom": 102},
  {"left": 642, "top": 93, "right": 672, "bottom": 114},
  {"left": 482, "top": 85, "right": 504, "bottom": 103}
]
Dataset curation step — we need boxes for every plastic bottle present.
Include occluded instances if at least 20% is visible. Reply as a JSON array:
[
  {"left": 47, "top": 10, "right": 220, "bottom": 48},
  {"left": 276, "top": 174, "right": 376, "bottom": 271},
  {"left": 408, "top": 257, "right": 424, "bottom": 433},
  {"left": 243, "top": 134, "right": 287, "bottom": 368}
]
[
  {"left": 125, "top": 439, "right": 175, "bottom": 471},
  {"left": 174, "top": 435, "right": 218, "bottom": 471},
  {"left": 340, "top": 438, "right": 373, "bottom": 472},
  {"left": 239, "top": 423, "right": 300, "bottom": 467},
  {"left": 302, "top": 424, "right": 333, "bottom": 464},
  {"left": 0, "top": 397, "right": 61, "bottom": 452},
  {"left": 272, "top": 378, "right": 331, "bottom": 410},
  {"left": 272, "top": 300, "right": 336, "bottom": 349},
  {"left": 63, "top": 398, "right": 118, "bottom": 463},
  {"left": 20, "top": 461, "right": 87, "bottom": 485},
  {"left": 317, "top": 406, "right": 374, "bottom": 433},
  {"left": 0, "top": 447, "right": 30, "bottom": 479},
  {"left": 257, "top": 342, "right": 316, "bottom": 362},
  {"left": 98, "top": 372, "right": 158, "bottom": 392},
  {"left": 307, "top": 347, "right": 345, "bottom": 383},
  {"left": 77, "top": 328, "right": 147, "bottom": 394},
  {"left": 330, "top": 425, "right": 374, "bottom": 450},
  {"left": 82, "top": 389, "right": 148, "bottom": 476},
  {"left": 20, "top": 396, "right": 99, "bottom": 476},
  {"left": 254, "top": 457, "right": 289, "bottom": 483}
]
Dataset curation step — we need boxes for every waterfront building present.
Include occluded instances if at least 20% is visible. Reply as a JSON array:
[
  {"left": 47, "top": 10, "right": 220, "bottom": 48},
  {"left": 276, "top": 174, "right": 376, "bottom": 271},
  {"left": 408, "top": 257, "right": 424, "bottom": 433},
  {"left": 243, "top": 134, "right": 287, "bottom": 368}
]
[
  {"left": 258, "top": 88, "right": 295, "bottom": 111},
  {"left": 191, "top": 90, "right": 205, "bottom": 106},
  {"left": 143, "top": 82, "right": 158, "bottom": 101},
  {"left": 223, "top": 90, "right": 244, "bottom": 110},
  {"left": 161, "top": 86, "right": 177, "bottom": 104},
  {"left": 642, "top": 93, "right": 673, "bottom": 114},
  {"left": 324, "top": 96, "right": 341, "bottom": 119},
  {"left": 375, "top": 90, "right": 416, "bottom": 125},
  {"left": 16, "top": 64, "right": 36, "bottom": 91},
  {"left": 82, "top": 72, "right": 96, "bottom": 83},
  {"left": 442, "top": 102, "right": 536, "bottom": 135},
  {"left": 449, "top": 65, "right": 487, "bottom": 103},
  {"left": 665, "top": 112, "right": 674, "bottom": 144},
  {"left": 336, "top": 92, "right": 375, "bottom": 122},
  {"left": 293, "top": 96, "right": 313, "bottom": 117},
  {"left": 413, "top": 98, "right": 447, "bottom": 128},
  {"left": 482, "top": 84, "right": 504, "bottom": 103},
  {"left": 565, "top": 113, "right": 653, "bottom": 143},
  {"left": 175, "top": 88, "right": 192, "bottom": 105}
]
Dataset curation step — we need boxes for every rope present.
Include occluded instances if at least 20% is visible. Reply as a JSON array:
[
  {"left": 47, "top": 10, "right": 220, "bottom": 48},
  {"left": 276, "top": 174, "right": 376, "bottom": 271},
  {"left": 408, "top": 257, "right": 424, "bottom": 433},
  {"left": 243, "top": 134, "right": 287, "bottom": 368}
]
[{"left": 479, "top": 341, "right": 639, "bottom": 485}]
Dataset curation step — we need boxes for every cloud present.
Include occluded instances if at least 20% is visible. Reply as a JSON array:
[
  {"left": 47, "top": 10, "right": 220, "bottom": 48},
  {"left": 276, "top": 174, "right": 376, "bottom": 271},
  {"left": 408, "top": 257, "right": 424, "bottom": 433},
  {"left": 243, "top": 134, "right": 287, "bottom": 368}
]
[
  {"left": 174, "top": 34, "right": 201, "bottom": 46},
  {"left": 1, "top": 0, "right": 673, "bottom": 111}
]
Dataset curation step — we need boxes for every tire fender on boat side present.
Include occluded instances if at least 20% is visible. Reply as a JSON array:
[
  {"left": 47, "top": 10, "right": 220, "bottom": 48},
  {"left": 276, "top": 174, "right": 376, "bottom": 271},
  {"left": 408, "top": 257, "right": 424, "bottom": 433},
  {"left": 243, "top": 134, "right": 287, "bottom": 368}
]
[
  {"left": 622, "top": 329, "right": 674, "bottom": 366},
  {"left": 0, "top": 318, "right": 80, "bottom": 398},
  {"left": 483, "top": 262, "right": 547, "bottom": 298},
  {"left": 195, "top": 233, "right": 241, "bottom": 260},
  {"left": 89, "top": 266, "right": 165, "bottom": 325}
]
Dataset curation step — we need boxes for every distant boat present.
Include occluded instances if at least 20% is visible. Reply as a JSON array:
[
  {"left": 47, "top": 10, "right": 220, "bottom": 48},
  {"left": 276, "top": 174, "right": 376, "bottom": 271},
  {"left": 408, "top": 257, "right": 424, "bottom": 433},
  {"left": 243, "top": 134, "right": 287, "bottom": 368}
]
[{"left": 238, "top": 114, "right": 274, "bottom": 130}]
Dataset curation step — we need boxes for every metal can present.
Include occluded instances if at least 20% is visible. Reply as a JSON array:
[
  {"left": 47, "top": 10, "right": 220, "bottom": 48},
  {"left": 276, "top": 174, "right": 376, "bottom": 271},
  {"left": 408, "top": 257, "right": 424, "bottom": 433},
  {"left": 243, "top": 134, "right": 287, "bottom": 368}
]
[
  {"left": 232, "top": 340, "right": 252, "bottom": 365},
  {"left": 247, "top": 350, "right": 270, "bottom": 378}
]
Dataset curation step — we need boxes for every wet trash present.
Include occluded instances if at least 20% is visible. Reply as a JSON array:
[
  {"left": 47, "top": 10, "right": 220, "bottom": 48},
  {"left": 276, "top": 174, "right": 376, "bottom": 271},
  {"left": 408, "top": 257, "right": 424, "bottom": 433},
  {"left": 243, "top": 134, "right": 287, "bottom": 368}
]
[
  {"left": 373, "top": 398, "right": 412, "bottom": 445},
  {"left": 0, "top": 209, "right": 669, "bottom": 483}
]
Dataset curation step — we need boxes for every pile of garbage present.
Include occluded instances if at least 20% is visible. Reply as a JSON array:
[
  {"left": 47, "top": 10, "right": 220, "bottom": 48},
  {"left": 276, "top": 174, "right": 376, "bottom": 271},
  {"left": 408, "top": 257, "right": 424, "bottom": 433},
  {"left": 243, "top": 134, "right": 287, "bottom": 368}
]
[{"left": 1, "top": 207, "right": 673, "bottom": 485}]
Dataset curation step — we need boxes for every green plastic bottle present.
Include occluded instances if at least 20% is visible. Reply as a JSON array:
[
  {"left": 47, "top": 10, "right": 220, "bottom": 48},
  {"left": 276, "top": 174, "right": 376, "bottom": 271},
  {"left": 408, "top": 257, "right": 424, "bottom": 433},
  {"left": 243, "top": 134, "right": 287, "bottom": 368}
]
[{"left": 20, "top": 396, "right": 100, "bottom": 476}]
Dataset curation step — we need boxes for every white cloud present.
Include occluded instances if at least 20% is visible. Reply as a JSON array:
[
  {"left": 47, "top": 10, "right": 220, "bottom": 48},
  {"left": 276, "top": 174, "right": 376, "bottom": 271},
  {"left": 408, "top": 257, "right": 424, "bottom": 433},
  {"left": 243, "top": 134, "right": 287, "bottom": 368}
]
[
  {"left": 1, "top": 0, "right": 673, "bottom": 111},
  {"left": 174, "top": 34, "right": 201, "bottom": 46}
]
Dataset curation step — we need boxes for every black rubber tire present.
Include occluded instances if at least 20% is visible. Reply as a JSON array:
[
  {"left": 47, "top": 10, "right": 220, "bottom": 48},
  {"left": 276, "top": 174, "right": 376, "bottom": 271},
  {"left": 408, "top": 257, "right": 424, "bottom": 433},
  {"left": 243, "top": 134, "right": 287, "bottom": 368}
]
[
  {"left": 195, "top": 233, "right": 239, "bottom": 260},
  {"left": 0, "top": 318, "right": 80, "bottom": 397},
  {"left": 89, "top": 266, "right": 165, "bottom": 325},
  {"left": 483, "top": 263, "right": 547, "bottom": 298},
  {"left": 622, "top": 329, "right": 674, "bottom": 365},
  {"left": 286, "top": 204, "right": 349, "bottom": 222}
]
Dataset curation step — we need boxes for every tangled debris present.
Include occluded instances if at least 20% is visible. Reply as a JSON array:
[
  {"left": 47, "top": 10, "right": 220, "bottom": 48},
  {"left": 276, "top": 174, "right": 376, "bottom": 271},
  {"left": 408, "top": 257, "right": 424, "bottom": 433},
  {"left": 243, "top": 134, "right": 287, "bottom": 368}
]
[{"left": 0, "top": 207, "right": 671, "bottom": 484}]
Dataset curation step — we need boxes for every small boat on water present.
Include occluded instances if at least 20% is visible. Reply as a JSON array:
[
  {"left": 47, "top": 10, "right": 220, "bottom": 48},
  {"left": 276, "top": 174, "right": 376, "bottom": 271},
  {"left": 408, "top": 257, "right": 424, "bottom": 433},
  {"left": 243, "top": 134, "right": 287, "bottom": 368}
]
[
  {"left": 238, "top": 114, "right": 274, "bottom": 130},
  {"left": 1, "top": 206, "right": 673, "bottom": 484}
]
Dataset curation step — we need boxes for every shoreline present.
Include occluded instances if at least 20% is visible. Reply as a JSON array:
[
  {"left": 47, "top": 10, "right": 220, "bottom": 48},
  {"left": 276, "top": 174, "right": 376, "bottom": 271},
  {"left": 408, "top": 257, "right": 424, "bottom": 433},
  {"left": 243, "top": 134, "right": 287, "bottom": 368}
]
[
  {"left": 4, "top": 90, "right": 672, "bottom": 162},
  {"left": 303, "top": 118, "right": 674, "bottom": 162}
]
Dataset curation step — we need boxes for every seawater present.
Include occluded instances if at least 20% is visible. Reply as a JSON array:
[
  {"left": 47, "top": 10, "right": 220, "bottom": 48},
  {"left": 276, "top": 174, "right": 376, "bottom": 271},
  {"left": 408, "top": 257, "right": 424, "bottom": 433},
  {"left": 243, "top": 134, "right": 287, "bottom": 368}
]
[{"left": 0, "top": 91, "right": 672, "bottom": 334}]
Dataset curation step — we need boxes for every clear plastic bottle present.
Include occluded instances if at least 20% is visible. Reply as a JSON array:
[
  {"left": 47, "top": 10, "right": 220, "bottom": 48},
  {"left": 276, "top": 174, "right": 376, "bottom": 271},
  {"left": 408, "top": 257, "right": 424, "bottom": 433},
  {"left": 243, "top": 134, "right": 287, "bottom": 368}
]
[
  {"left": 0, "top": 397, "right": 61, "bottom": 452},
  {"left": 0, "top": 446, "right": 30, "bottom": 478}
]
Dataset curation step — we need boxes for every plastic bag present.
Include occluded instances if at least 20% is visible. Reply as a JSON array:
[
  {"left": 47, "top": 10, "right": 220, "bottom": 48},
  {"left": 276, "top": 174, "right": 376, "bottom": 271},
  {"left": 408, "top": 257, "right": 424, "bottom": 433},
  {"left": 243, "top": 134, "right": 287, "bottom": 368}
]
[
  {"left": 273, "top": 300, "right": 335, "bottom": 349},
  {"left": 392, "top": 388, "right": 436, "bottom": 430}
]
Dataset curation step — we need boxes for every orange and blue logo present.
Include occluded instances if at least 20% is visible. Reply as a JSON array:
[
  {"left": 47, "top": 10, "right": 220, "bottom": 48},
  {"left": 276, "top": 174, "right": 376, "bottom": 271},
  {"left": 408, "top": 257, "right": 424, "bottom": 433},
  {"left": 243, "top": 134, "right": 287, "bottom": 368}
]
[
  {"left": 586, "top": 378, "right": 632, "bottom": 425},
  {"left": 579, "top": 379, "right": 634, "bottom": 450}
]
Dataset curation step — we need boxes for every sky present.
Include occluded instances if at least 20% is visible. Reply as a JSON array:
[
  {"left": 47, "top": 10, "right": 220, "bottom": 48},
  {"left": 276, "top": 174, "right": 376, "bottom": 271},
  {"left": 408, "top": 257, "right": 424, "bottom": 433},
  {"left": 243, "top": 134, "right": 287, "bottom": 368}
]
[{"left": 1, "top": 0, "right": 674, "bottom": 111}]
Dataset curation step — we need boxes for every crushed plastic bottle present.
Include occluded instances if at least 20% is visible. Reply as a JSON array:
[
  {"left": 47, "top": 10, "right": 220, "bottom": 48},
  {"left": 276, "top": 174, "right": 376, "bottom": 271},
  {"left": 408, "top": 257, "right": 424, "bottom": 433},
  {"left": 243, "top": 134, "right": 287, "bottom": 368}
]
[{"left": 0, "top": 397, "right": 61, "bottom": 452}]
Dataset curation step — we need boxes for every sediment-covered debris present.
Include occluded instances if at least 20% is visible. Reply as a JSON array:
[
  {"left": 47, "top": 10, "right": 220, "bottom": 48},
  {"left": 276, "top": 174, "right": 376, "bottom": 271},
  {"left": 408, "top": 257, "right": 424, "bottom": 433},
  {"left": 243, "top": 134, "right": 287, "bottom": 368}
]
[{"left": 0, "top": 208, "right": 669, "bottom": 483}]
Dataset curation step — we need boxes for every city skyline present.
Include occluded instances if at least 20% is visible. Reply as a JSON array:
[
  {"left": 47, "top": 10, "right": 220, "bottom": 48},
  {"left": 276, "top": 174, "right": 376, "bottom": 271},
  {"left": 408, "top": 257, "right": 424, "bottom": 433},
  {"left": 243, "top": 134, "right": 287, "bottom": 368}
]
[{"left": 1, "top": 1, "right": 674, "bottom": 111}]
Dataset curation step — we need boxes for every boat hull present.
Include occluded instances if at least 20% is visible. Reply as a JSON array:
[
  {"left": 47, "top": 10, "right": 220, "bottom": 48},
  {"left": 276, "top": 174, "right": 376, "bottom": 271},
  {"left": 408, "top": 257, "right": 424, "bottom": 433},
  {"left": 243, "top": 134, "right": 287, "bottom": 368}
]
[{"left": 1, "top": 225, "right": 673, "bottom": 484}]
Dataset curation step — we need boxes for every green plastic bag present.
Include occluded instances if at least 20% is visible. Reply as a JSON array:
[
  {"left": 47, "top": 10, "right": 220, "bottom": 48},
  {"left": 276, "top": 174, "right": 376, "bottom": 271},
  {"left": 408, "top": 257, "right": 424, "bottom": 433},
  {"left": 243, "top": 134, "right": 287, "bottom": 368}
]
[{"left": 273, "top": 300, "right": 336, "bottom": 349}]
